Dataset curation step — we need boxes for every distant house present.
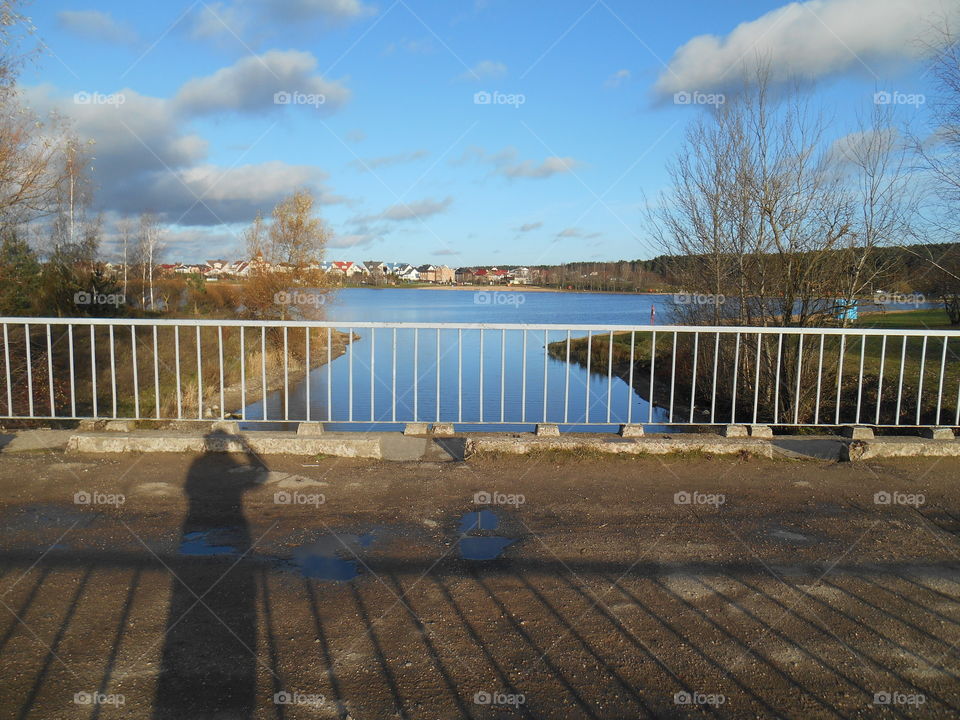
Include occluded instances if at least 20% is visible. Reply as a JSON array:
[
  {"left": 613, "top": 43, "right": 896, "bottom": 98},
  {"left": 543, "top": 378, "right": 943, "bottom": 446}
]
[
  {"left": 330, "top": 261, "right": 365, "bottom": 277},
  {"left": 433, "top": 265, "right": 455, "bottom": 284},
  {"left": 394, "top": 263, "right": 419, "bottom": 281},
  {"left": 416, "top": 264, "right": 438, "bottom": 282},
  {"left": 455, "top": 267, "right": 474, "bottom": 284},
  {"left": 473, "top": 268, "right": 491, "bottom": 284},
  {"left": 363, "top": 261, "right": 388, "bottom": 275}
]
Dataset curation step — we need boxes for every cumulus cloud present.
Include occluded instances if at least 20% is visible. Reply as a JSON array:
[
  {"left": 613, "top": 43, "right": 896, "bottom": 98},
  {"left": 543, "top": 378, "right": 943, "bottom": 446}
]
[
  {"left": 191, "top": 0, "right": 374, "bottom": 38},
  {"left": 460, "top": 146, "right": 581, "bottom": 180},
  {"left": 350, "top": 150, "right": 430, "bottom": 172},
  {"left": 460, "top": 60, "right": 508, "bottom": 81},
  {"left": 654, "top": 0, "right": 960, "bottom": 98},
  {"left": 605, "top": 69, "right": 631, "bottom": 88},
  {"left": 557, "top": 227, "right": 601, "bottom": 239},
  {"left": 24, "top": 51, "right": 350, "bottom": 227},
  {"left": 329, "top": 233, "right": 379, "bottom": 249},
  {"left": 191, "top": 2, "right": 247, "bottom": 40},
  {"left": 518, "top": 222, "right": 543, "bottom": 232},
  {"left": 174, "top": 50, "right": 350, "bottom": 116},
  {"left": 354, "top": 197, "right": 453, "bottom": 224},
  {"left": 265, "top": 0, "right": 375, "bottom": 22},
  {"left": 57, "top": 10, "right": 137, "bottom": 44}
]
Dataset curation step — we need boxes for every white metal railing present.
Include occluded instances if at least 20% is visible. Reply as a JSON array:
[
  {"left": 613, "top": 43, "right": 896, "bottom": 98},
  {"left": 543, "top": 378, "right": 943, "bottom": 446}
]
[{"left": 1, "top": 317, "right": 958, "bottom": 428}]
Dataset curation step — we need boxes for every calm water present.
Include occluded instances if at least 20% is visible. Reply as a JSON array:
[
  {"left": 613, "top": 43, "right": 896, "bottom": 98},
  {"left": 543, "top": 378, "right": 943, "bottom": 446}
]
[
  {"left": 243, "top": 288, "right": 935, "bottom": 431},
  {"left": 244, "top": 288, "right": 671, "bottom": 432}
]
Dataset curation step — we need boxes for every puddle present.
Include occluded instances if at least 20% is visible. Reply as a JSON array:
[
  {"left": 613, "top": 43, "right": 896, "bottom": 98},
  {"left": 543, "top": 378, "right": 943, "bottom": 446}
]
[
  {"left": 768, "top": 528, "right": 812, "bottom": 544},
  {"left": 292, "top": 532, "right": 376, "bottom": 581},
  {"left": 179, "top": 529, "right": 241, "bottom": 556},
  {"left": 456, "top": 510, "right": 516, "bottom": 560}
]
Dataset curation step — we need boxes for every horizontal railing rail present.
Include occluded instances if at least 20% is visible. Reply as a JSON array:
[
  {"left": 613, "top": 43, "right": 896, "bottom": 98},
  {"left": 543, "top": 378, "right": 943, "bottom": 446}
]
[{"left": 1, "top": 317, "right": 958, "bottom": 428}]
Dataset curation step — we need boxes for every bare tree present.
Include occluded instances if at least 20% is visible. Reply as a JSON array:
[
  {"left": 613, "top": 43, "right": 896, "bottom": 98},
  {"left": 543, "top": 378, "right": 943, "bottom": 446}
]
[{"left": 137, "top": 213, "right": 162, "bottom": 310}]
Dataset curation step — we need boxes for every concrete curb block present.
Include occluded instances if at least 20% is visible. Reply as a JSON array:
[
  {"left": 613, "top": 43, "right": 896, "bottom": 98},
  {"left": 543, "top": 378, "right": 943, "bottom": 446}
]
[
  {"left": 65, "top": 431, "right": 381, "bottom": 458},
  {"left": 468, "top": 434, "right": 776, "bottom": 458},
  {"left": 842, "top": 437, "right": 960, "bottom": 461}
]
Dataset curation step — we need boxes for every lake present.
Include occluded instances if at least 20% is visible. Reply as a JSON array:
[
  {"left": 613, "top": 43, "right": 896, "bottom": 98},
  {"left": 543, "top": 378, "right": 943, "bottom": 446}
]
[
  {"left": 243, "top": 288, "right": 939, "bottom": 432},
  {"left": 244, "top": 288, "right": 671, "bottom": 432}
]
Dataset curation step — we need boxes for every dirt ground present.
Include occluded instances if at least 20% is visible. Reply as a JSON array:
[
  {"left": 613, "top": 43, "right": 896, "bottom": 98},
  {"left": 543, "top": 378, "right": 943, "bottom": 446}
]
[{"left": 0, "top": 447, "right": 957, "bottom": 719}]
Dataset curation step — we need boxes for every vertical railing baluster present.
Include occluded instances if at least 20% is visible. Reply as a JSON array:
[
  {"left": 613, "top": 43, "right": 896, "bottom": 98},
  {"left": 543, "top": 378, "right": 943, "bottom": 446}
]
[
  {"left": 24, "top": 324, "right": 33, "bottom": 418},
  {"left": 218, "top": 326, "right": 224, "bottom": 420},
  {"left": 479, "top": 329, "right": 484, "bottom": 424},
  {"left": 328, "top": 327, "right": 333, "bottom": 422},
  {"left": 305, "top": 327, "right": 311, "bottom": 423},
  {"left": 174, "top": 326, "right": 182, "bottom": 419},
  {"left": 458, "top": 328, "right": 462, "bottom": 424},
  {"left": 110, "top": 324, "right": 117, "bottom": 418},
  {"left": 732, "top": 332, "right": 741, "bottom": 424},
  {"left": 936, "top": 336, "right": 947, "bottom": 426},
  {"left": 349, "top": 328, "right": 354, "bottom": 422},
  {"left": 152, "top": 326, "right": 160, "bottom": 419},
  {"left": 668, "top": 331, "right": 676, "bottom": 424},
  {"left": 521, "top": 330, "right": 527, "bottom": 423},
  {"left": 648, "top": 330, "right": 657, "bottom": 424},
  {"left": 606, "top": 332, "right": 613, "bottom": 423},
  {"left": 410, "top": 328, "right": 416, "bottom": 422},
  {"left": 261, "top": 327, "right": 267, "bottom": 421},
  {"left": 131, "top": 326, "right": 139, "bottom": 420},
  {"left": 792, "top": 334, "right": 803, "bottom": 425},
  {"left": 283, "top": 326, "right": 289, "bottom": 422},
  {"left": 710, "top": 331, "right": 719, "bottom": 424},
  {"left": 500, "top": 328, "right": 506, "bottom": 423},
  {"left": 90, "top": 324, "right": 98, "bottom": 418},
  {"left": 68, "top": 325, "right": 76, "bottom": 418},
  {"left": 772, "top": 333, "right": 783, "bottom": 425},
  {"left": 834, "top": 334, "right": 845, "bottom": 426},
  {"left": 585, "top": 331, "right": 593, "bottom": 424},
  {"left": 753, "top": 333, "right": 761, "bottom": 425},
  {"left": 814, "top": 334, "right": 824, "bottom": 425},
  {"left": 564, "top": 331, "right": 571, "bottom": 424},
  {"left": 855, "top": 334, "right": 865, "bottom": 425},
  {"left": 875, "top": 335, "right": 886, "bottom": 425},
  {"left": 240, "top": 326, "right": 246, "bottom": 421},
  {"left": 195, "top": 325, "right": 202, "bottom": 420},
  {"left": 46, "top": 324, "right": 55, "bottom": 417},
  {"left": 916, "top": 336, "right": 928, "bottom": 426},
  {"left": 372, "top": 328, "right": 377, "bottom": 422},
  {"left": 391, "top": 327, "right": 396, "bottom": 423},
  {"left": 627, "top": 331, "right": 635, "bottom": 425},
  {"left": 895, "top": 336, "right": 906, "bottom": 426},
  {"left": 2, "top": 324, "right": 11, "bottom": 416},
  {"left": 436, "top": 328, "right": 440, "bottom": 423},
  {"left": 689, "top": 333, "right": 699, "bottom": 424},
  {"left": 542, "top": 329, "right": 548, "bottom": 423}
]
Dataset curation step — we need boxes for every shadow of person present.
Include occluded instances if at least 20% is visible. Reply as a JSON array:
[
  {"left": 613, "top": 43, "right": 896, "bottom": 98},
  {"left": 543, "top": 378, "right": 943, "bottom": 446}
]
[{"left": 153, "top": 433, "right": 264, "bottom": 720}]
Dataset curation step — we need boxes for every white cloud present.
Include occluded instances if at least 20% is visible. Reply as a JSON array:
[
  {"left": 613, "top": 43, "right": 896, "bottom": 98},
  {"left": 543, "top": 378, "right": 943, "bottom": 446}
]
[
  {"left": 57, "top": 10, "right": 137, "bottom": 44},
  {"left": 329, "top": 233, "right": 378, "bottom": 248},
  {"left": 174, "top": 50, "right": 350, "bottom": 116},
  {"left": 654, "top": 0, "right": 960, "bottom": 97},
  {"left": 518, "top": 222, "right": 543, "bottom": 232},
  {"left": 266, "top": 0, "right": 375, "bottom": 21},
  {"left": 191, "top": 2, "right": 247, "bottom": 40},
  {"left": 461, "top": 146, "right": 581, "bottom": 180},
  {"left": 460, "top": 60, "right": 508, "bottom": 81},
  {"left": 381, "top": 197, "right": 453, "bottom": 221},
  {"left": 605, "top": 69, "right": 631, "bottom": 88}
]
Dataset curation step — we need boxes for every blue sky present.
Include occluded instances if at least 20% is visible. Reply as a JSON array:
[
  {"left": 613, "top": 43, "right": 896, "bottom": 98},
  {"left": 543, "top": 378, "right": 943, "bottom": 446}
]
[{"left": 19, "top": 0, "right": 955, "bottom": 264}]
